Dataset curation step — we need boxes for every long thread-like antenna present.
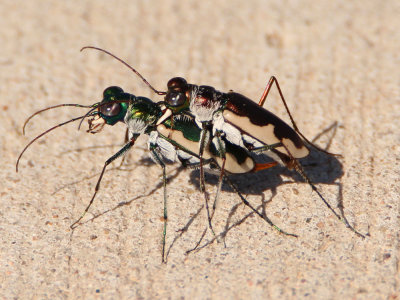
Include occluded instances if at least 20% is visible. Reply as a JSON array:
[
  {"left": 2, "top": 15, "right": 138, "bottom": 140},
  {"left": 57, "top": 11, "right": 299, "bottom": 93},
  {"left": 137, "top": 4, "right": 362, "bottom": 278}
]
[
  {"left": 16, "top": 115, "right": 88, "bottom": 172},
  {"left": 81, "top": 46, "right": 166, "bottom": 96},
  {"left": 23, "top": 104, "right": 94, "bottom": 135}
]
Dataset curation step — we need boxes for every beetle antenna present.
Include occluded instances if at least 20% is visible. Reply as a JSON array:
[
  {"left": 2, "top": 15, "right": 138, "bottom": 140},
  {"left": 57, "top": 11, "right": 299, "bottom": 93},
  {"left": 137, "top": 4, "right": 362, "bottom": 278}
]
[
  {"left": 81, "top": 46, "right": 166, "bottom": 96},
  {"left": 281, "top": 144, "right": 366, "bottom": 238},
  {"left": 16, "top": 114, "right": 89, "bottom": 172},
  {"left": 23, "top": 104, "right": 95, "bottom": 135}
]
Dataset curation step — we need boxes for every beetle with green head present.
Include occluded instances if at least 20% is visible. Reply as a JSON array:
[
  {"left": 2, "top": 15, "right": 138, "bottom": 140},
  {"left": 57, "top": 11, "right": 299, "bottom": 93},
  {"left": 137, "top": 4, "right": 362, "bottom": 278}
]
[
  {"left": 78, "top": 46, "right": 366, "bottom": 240},
  {"left": 17, "top": 86, "right": 299, "bottom": 263}
]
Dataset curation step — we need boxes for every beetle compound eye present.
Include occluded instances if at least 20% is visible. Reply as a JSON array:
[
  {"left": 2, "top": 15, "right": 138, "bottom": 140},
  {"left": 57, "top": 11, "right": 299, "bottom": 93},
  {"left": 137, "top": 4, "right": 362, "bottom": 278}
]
[
  {"left": 100, "top": 103, "right": 121, "bottom": 117},
  {"left": 167, "top": 77, "right": 187, "bottom": 92},
  {"left": 103, "top": 86, "right": 124, "bottom": 98},
  {"left": 165, "top": 92, "right": 186, "bottom": 107}
]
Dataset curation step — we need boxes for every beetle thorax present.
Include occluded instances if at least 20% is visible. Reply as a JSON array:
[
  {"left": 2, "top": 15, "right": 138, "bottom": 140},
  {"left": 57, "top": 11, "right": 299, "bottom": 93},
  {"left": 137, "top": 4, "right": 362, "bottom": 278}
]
[{"left": 189, "top": 85, "right": 224, "bottom": 123}]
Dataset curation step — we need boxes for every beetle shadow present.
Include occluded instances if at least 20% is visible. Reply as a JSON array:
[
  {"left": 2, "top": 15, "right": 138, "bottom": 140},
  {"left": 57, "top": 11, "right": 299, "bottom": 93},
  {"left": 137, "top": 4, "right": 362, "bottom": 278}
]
[
  {"left": 59, "top": 123, "right": 357, "bottom": 261},
  {"left": 52, "top": 143, "right": 150, "bottom": 195},
  {"left": 167, "top": 122, "right": 353, "bottom": 257},
  {"left": 190, "top": 121, "right": 344, "bottom": 193},
  {"left": 68, "top": 163, "right": 186, "bottom": 228}
]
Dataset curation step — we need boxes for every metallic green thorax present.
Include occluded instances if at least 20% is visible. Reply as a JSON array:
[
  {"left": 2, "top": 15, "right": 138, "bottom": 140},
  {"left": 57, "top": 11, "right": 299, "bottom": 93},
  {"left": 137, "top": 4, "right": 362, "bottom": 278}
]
[{"left": 128, "top": 96, "right": 162, "bottom": 126}]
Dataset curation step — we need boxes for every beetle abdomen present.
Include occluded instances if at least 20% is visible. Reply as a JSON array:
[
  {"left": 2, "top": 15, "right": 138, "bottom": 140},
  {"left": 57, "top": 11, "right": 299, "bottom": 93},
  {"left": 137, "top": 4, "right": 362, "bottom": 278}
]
[
  {"left": 157, "top": 124, "right": 255, "bottom": 174},
  {"left": 224, "top": 92, "right": 309, "bottom": 158}
]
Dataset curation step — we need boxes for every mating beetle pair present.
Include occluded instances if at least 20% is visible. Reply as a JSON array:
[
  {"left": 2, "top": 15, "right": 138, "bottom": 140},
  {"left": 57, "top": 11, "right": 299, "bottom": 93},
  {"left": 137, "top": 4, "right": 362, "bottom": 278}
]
[
  {"left": 82, "top": 47, "right": 365, "bottom": 230},
  {"left": 17, "top": 85, "right": 291, "bottom": 262},
  {"left": 17, "top": 47, "right": 365, "bottom": 263}
]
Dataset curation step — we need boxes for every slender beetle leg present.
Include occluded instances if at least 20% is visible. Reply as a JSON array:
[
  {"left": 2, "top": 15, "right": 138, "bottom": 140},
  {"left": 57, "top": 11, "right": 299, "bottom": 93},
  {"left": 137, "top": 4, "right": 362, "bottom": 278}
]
[
  {"left": 192, "top": 130, "right": 227, "bottom": 247},
  {"left": 70, "top": 137, "right": 136, "bottom": 230},
  {"left": 149, "top": 144, "right": 169, "bottom": 263},
  {"left": 199, "top": 122, "right": 216, "bottom": 237},
  {"left": 250, "top": 142, "right": 283, "bottom": 153},
  {"left": 259, "top": 78, "right": 364, "bottom": 237},
  {"left": 258, "top": 76, "right": 341, "bottom": 157},
  {"left": 280, "top": 143, "right": 365, "bottom": 238},
  {"left": 223, "top": 175, "right": 298, "bottom": 237},
  {"left": 118, "top": 128, "right": 130, "bottom": 168},
  {"left": 210, "top": 130, "right": 226, "bottom": 223}
]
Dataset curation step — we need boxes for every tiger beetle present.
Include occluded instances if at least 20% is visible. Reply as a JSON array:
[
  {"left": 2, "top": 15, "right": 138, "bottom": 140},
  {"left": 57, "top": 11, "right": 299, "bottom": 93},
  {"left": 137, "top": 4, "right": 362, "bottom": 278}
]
[
  {"left": 80, "top": 46, "right": 366, "bottom": 239},
  {"left": 16, "top": 86, "right": 297, "bottom": 263}
]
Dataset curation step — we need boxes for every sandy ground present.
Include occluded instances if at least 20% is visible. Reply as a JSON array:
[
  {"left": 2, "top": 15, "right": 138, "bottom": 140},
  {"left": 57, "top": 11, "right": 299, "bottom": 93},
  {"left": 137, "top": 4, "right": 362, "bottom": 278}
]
[{"left": 1, "top": 0, "right": 399, "bottom": 299}]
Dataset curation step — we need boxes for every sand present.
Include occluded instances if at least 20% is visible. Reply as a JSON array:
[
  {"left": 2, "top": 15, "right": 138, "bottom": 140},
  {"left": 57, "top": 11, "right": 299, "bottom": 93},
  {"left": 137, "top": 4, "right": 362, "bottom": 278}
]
[{"left": 1, "top": 1, "right": 399, "bottom": 298}]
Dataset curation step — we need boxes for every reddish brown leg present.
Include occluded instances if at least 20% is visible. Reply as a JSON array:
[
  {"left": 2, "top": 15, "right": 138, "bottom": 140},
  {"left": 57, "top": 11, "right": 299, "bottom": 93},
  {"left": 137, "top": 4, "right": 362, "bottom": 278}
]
[{"left": 258, "top": 76, "right": 341, "bottom": 157}]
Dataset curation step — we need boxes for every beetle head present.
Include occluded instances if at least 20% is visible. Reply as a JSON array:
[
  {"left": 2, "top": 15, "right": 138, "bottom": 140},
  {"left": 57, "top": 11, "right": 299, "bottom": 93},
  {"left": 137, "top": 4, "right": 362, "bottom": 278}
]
[
  {"left": 87, "top": 86, "right": 129, "bottom": 133},
  {"left": 164, "top": 77, "right": 190, "bottom": 112}
]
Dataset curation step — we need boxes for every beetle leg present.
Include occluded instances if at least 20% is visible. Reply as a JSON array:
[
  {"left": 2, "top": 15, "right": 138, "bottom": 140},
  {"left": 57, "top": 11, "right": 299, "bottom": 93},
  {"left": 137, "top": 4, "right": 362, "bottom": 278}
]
[
  {"left": 209, "top": 130, "right": 227, "bottom": 229},
  {"left": 259, "top": 76, "right": 341, "bottom": 157},
  {"left": 118, "top": 128, "right": 130, "bottom": 168},
  {"left": 199, "top": 123, "right": 211, "bottom": 192},
  {"left": 258, "top": 76, "right": 277, "bottom": 107},
  {"left": 281, "top": 143, "right": 366, "bottom": 238},
  {"left": 223, "top": 175, "right": 298, "bottom": 237},
  {"left": 70, "top": 137, "right": 136, "bottom": 230},
  {"left": 149, "top": 143, "right": 169, "bottom": 263},
  {"left": 250, "top": 142, "right": 283, "bottom": 153},
  {"left": 199, "top": 122, "right": 216, "bottom": 236},
  {"left": 179, "top": 158, "right": 214, "bottom": 169},
  {"left": 187, "top": 159, "right": 297, "bottom": 255}
]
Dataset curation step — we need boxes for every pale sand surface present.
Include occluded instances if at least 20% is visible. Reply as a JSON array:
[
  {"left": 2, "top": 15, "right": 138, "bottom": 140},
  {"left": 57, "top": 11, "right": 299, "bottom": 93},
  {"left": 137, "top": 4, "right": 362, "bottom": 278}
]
[{"left": 1, "top": 1, "right": 399, "bottom": 299}]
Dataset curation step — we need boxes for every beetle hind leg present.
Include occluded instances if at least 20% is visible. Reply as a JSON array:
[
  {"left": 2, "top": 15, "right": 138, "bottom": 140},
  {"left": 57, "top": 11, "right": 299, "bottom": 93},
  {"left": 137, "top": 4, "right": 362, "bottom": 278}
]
[
  {"left": 281, "top": 143, "right": 366, "bottom": 238},
  {"left": 199, "top": 123, "right": 216, "bottom": 237},
  {"left": 223, "top": 175, "right": 298, "bottom": 237},
  {"left": 258, "top": 76, "right": 341, "bottom": 157}
]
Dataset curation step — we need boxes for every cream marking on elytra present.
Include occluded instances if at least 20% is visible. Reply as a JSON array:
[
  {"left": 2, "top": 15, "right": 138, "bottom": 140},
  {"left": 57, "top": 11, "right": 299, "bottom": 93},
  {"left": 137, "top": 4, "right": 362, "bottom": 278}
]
[
  {"left": 156, "top": 124, "right": 255, "bottom": 174},
  {"left": 222, "top": 110, "right": 309, "bottom": 158},
  {"left": 213, "top": 111, "right": 294, "bottom": 165},
  {"left": 157, "top": 124, "right": 212, "bottom": 159},
  {"left": 214, "top": 152, "right": 255, "bottom": 174}
]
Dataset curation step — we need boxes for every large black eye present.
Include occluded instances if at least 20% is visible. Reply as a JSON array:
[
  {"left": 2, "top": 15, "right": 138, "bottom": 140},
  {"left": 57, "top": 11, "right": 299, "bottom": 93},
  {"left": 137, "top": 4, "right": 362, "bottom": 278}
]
[
  {"left": 167, "top": 77, "right": 187, "bottom": 92},
  {"left": 165, "top": 92, "right": 186, "bottom": 107},
  {"left": 100, "top": 103, "right": 121, "bottom": 117},
  {"left": 103, "top": 86, "right": 124, "bottom": 98}
]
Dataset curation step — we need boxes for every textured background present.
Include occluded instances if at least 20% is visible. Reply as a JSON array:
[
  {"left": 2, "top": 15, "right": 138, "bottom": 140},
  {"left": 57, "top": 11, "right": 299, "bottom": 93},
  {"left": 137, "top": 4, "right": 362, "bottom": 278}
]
[{"left": 1, "top": 0, "right": 399, "bottom": 298}]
